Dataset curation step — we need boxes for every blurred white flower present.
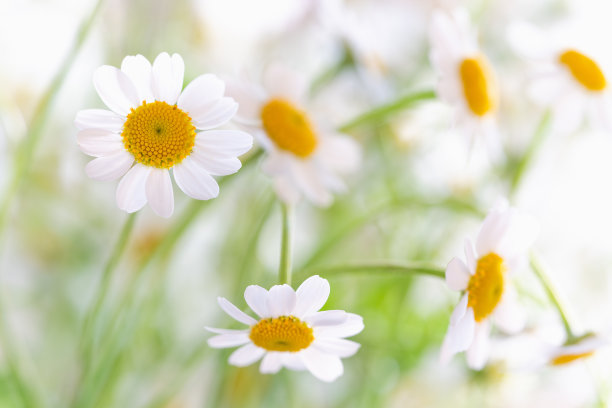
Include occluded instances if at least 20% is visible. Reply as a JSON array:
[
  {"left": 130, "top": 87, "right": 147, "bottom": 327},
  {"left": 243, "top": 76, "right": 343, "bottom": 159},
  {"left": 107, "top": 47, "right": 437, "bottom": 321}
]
[
  {"left": 547, "top": 335, "right": 608, "bottom": 366},
  {"left": 441, "top": 200, "right": 539, "bottom": 369},
  {"left": 509, "top": 21, "right": 612, "bottom": 134},
  {"left": 429, "top": 9, "right": 500, "bottom": 153},
  {"left": 225, "top": 64, "right": 361, "bottom": 206},
  {"left": 75, "top": 52, "right": 253, "bottom": 217},
  {"left": 207, "top": 275, "right": 364, "bottom": 382}
]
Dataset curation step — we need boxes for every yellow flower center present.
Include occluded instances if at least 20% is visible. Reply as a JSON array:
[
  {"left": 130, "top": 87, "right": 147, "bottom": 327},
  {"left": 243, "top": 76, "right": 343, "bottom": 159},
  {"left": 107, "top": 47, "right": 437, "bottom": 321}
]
[
  {"left": 551, "top": 351, "right": 594, "bottom": 366},
  {"left": 249, "top": 315, "right": 314, "bottom": 352},
  {"left": 122, "top": 101, "right": 196, "bottom": 169},
  {"left": 459, "top": 56, "right": 497, "bottom": 116},
  {"left": 260, "top": 99, "right": 318, "bottom": 158},
  {"left": 559, "top": 50, "right": 606, "bottom": 91},
  {"left": 467, "top": 253, "right": 506, "bottom": 322}
]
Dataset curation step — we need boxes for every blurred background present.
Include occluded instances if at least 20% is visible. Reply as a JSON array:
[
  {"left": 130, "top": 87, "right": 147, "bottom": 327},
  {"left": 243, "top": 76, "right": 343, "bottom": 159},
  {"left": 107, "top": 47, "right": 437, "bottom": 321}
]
[{"left": 2, "top": 0, "right": 612, "bottom": 406}]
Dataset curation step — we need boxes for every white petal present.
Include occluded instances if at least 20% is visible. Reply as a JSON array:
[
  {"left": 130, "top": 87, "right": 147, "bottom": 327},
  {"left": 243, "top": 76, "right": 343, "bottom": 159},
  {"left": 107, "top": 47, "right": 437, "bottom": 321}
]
[
  {"left": 551, "top": 93, "right": 585, "bottom": 135},
  {"left": 190, "top": 148, "right": 242, "bottom": 176},
  {"left": 173, "top": 158, "right": 220, "bottom": 200},
  {"left": 121, "top": 54, "right": 154, "bottom": 103},
  {"left": 301, "top": 347, "right": 344, "bottom": 382},
  {"left": 450, "top": 294, "right": 469, "bottom": 325},
  {"left": 244, "top": 285, "right": 269, "bottom": 318},
  {"left": 177, "top": 74, "right": 226, "bottom": 118},
  {"left": 145, "top": 168, "right": 174, "bottom": 218},
  {"left": 224, "top": 77, "right": 266, "bottom": 123},
  {"left": 291, "top": 160, "right": 333, "bottom": 207},
  {"left": 85, "top": 151, "right": 134, "bottom": 181},
  {"left": 466, "top": 322, "right": 491, "bottom": 370},
  {"left": 316, "top": 135, "right": 361, "bottom": 174},
  {"left": 439, "top": 330, "right": 455, "bottom": 364},
  {"left": 207, "top": 332, "right": 250, "bottom": 348},
  {"left": 306, "top": 310, "right": 347, "bottom": 327},
  {"left": 228, "top": 344, "right": 265, "bottom": 367},
  {"left": 446, "top": 257, "right": 470, "bottom": 291},
  {"left": 263, "top": 63, "right": 307, "bottom": 102},
  {"left": 192, "top": 97, "right": 238, "bottom": 130},
  {"left": 152, "top": 52, "right": 184, "bottom": 104},
  {"left": 116, "top": 164, "right": 150, "bottom": 213},
  {"left": 464, "top": 239, "right": 477, "bottom": 272},
  {"left": 493, "top": 289, "right": 525, "bottom": 334},
  {"left": 281, "top": 353, "right": 307, "bottom": 371},
  {"left": 260, "top": 352, "right": 283, "bottom": 374},
  {"left": 314, "top": 313, "right": 364, "bottom": 338},
  {"left": 77, "top": 129, "right": 123, "bottom": 157},
  {"left": 447, "top": 307, "right": 476, "bottom": 354},
  {"left": 293, "top": 275, "right": 330, "bottom": 318},
  {"left": 204, "top": 327, "right": 249, "bottom": 335},
  {"left": 93, "top": 65, "right": 140, "bottom": 116},
  {"left": 75, "top": 109, "right": 124, "bottom": 132},
  {"left": 217, "top": 297, "right": 257, "bottom": 326},
  {"left": 266, "top": 284, "right": 297, "bottom": 317},
  {"left": 194, "top": 130, "right": 253, "bottom": 157},
  {"left": 313, "top": 338, "right": 360, "bottom": 358}
]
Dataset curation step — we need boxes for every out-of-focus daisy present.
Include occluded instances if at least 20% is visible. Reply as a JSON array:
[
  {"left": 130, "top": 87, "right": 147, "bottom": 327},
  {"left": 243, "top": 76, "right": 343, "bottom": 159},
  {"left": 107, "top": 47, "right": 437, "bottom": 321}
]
[
  {"left": 75, "top": 52, "right": 253, "bottom": 217},
  {"left": 547, "top": 335, "right": 608, "bottom": 367},
  {"left": 441, "top": 200, "right": 539, "bottom": 369},
  {"left": 509, "top": 22, "right": 612, "bottom": 134},
  {"left": 206, "top": 275, "right": 364, "bottom": 382},
  {"left": 225, "top": 64, "right": 361, "bottom": 206},
  {"left": 429, "top": 9, "right": 500, "bottom": 151}
]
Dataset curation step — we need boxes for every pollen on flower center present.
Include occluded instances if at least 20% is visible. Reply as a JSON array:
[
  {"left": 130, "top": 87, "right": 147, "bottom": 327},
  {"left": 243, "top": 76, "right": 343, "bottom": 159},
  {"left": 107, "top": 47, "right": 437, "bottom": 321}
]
[
  {"left": 559, "top": 50, "right": 606, "bottom": 91},
  {"left": 551, "top": 351, "right": 594, "bottom": 366},
  {"left": 459, "top": 56, "right": 496, "bottom": 116},
  {"left": 122, "top": 101, "right": 196, "bottom": 169},
  {"left": 467, "top": 253, "right": 505, "bottom": 322},
  {"left": 249, "top": 315, "right": 314, "bottom": 352},
  {"left": 260, "top": 99, "right": 318, "bottom": 158}
]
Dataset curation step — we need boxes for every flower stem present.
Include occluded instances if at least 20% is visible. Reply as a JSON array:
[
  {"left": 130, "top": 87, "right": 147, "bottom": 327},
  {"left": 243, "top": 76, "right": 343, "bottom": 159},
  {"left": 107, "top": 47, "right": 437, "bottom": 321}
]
[
  {"left": 338, "top": 89, "right": 436, "bottom": 133},
  {"left": 279, "top": 203, "right": 294, "bottom": 286},
  {"left": 509, "top": 110, "right": 552, "bottom": 196},
  {"left": 303, "top": 262, "right": 446, "bottom": 280},
  {"left": 529, "top": 252, "right": 576, "bottom": 341}
]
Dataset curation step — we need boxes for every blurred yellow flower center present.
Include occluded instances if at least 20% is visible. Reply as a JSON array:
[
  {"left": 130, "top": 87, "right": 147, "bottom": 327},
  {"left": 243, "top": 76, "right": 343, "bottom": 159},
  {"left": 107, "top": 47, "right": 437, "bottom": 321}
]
[
  {"left": 459, "top": 56, "right": 496, "bottom": 116},
  {"left": 260, "top": 99, "right": 318, "bottom": 158},
  {"left": 249, "top": 315, "right": 314, "bottom": 352},
  {"left": 122, "top": 101, "right": 196, "bottom": 169},
  {"left": 559, "top": 50, "right": 606, "bottom": 91},
  {"left": 551, "top": 351, "right": 594, "bottom": 366},
  {"left": 467, "top": 253, "right": 505, "bottom": 322}
]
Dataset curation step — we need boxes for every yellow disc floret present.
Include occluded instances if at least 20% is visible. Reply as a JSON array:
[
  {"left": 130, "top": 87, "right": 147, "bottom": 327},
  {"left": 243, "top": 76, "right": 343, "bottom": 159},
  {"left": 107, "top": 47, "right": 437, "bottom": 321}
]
[
  {"left": 459, "top": 56, "right": 497, "bottom": 116},
  {"left": 551, "top": 351, "right": 594, "bottom": 366},
  {"left": 260, "top": 99, "right": 318, "bottom": 158},
  {"left": 122, "top": 101, "right": 196, "bottom": 169},
  {"left": 249, "top": 315, "right": 314, "bottom": 352},
  {"left": 467, "top": 253, "right": 506, "bottom": 322},
  {"left": 559, "top": 50, "right": 607, "bottom": 91}
]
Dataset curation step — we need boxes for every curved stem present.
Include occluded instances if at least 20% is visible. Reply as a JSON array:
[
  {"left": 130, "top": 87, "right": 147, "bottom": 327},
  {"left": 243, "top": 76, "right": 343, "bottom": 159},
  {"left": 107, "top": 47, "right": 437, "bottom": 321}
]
[
  {"left": 279, "top": 203, "right": 294, "bottom": 286},
  {"left": 303, "top": 262, "right": 446, "bottom": 280},
  {"left": 529, "top": 252, "right": 576, "bottom": 341},
  {"left": 338, "top": 89, "right": 436, "bottom": 133}
]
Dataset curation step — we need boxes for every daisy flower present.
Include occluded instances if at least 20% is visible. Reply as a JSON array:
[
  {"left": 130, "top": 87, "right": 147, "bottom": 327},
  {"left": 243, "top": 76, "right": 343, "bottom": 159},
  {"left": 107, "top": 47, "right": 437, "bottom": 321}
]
[
  {"left": 429, "top": 9, "right": 500, "bottom": 149},
  {"left": 75, "top": 52, "right": 253, "bottom": 217},
  {"left": 224, "top": 64, "right": 361, "bottom": 206},
  {"left": 206, "top": 275, "right": 364, "bottom": 382},
  {"left": 440, "top": 200, "right": 539, "bottom": 369},
  {"left": 509, "top": 22, "right": 612, "bottom": 134},
  {"left": 547, "top": 335, "right": 608, "bottom": 367}
]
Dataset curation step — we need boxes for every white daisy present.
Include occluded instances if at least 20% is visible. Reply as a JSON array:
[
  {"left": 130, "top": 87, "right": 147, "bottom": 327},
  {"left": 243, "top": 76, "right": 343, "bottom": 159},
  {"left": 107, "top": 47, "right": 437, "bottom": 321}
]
[
  {"left": 509, "top": 21, "right": 612, "bottom": 134},
  {"left": 429, "top": 9, "right": 500, "bottom": 150},
  {"left": 206, "top": 275, "right": 364, "bottom": 382},
  {"left": 547, "top": 335, "right": 608, "bottom": 367},
  {"left": 224, "top": 64, "right": 361, "bottom": 206},
  {"left": 75, "top": 52, "right": 253, "bottom": 217},
  {"left": 440, "top": 200, "right": 539, "bottom": 369}
]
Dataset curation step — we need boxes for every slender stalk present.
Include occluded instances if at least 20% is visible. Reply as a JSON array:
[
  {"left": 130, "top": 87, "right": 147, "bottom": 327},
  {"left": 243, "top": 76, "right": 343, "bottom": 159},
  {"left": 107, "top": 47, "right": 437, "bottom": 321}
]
[
  {"left": 509, "top": 110, "right": 552, "bottom": 196},
  {"left": 529, "top": 252, "right": 576, "bottom": 341},
  {"left": 303, "top": 262, "right": 446, "bottom": 280},
  {"left": 338, "top": 89, "right": 436, "bottom": 133},
  {"left": 279, "top": 203, "right": 294, "bottom": 286}
]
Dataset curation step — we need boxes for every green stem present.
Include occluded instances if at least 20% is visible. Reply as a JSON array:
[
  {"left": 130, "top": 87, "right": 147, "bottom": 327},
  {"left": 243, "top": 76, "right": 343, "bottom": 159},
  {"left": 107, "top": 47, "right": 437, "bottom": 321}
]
[
  {"left": 529, "top": 252, "right": 576, "bottom": 341},
  {"left": 338, "top": 89, "right": 436, "bottom": 133},
  {"left": 509, "top": 110, "right": 552, "bottom": 196},
  {"left": 279, "top": 203, "right": 294, "bottom": 286},
  {"left": 303, "top": 262, "right": 446, "bottom": 280}
]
